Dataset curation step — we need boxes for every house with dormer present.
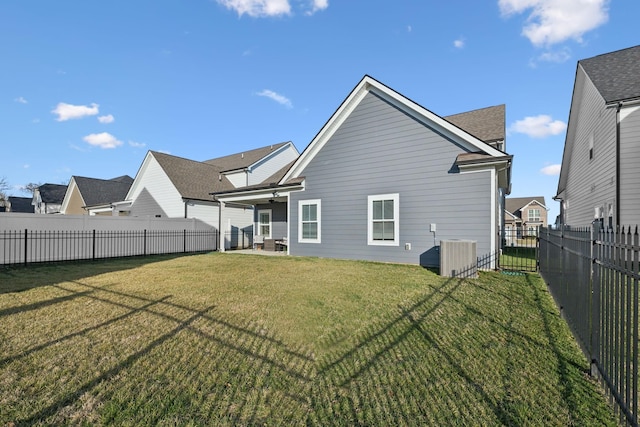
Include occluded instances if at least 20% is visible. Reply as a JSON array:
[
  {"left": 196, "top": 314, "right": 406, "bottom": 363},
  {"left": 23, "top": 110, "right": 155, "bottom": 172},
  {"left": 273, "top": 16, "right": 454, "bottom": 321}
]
[{"left": 107, "top": 142, "right": 299, "bottom": 249}]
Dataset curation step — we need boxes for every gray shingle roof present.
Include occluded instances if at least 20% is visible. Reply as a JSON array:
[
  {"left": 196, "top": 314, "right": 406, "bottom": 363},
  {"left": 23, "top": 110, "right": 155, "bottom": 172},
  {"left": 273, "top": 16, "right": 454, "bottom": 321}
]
[
  {"left": 151, "top": 151, "right": 235, "bottom": 201},
  {"left": 38, "top": 184, "right": 68, "bottom": 204},
  {"left": 444, "top": 104, "right": 505, "bottom": 144},
  {"left": 8, "top": 196, "right": 34, "bottom": 213},
  {"left": 203, "top": 142, "right": 290, "bottom": 172},
  {"left": 506, "top": 197, "right": 546, "bottom": 217},
  {"left": 73, "top": 175, "right": 134, "bottom": 207},
  {"left": 580, "top": 45, "right": 640, "bottom": 103}
]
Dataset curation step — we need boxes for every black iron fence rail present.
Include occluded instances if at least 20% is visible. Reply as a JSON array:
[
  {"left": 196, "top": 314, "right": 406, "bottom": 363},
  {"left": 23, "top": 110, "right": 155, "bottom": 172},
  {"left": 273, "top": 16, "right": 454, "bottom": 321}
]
[
  {"left": 539, "top": 225, "right": 640, "bottom": 427},
  {"left": 1, "top": 229, "right": 219, "bottom": 266}
]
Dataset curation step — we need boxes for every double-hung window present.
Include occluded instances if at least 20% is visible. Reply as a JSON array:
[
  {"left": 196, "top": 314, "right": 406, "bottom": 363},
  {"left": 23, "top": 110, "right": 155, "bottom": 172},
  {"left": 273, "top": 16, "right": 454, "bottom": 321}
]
[
  {"left": 258, "top": 209, "right": 272, "bottom": 238},
  {"left": 368, "top": 194, "right": 399, "bottom": 246},
  {"left": 298, "top": 199, "right": 321, "bottom": 243},
  {"left": 528, "top": 208, "right": 541, "bottom": 222}
]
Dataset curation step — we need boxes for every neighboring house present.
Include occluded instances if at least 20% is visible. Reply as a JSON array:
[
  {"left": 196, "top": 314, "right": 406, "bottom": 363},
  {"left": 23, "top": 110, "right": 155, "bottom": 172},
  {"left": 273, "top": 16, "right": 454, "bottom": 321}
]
[
  {"left": 33, "top": 184, "right": 67, "bottom": 214},
  {"left": 109, "top": 142, "right": 299, "bottom": 248},
  {"left": 60, "top": 175, "right": 134, "bottom": 215},
  {"left": 0, "top": 196, "right": 35, "bottom": 213},
  {"left": 555, "top": 45, "right": 640, "bottom": 228},
  {"left": 504, "top": 197, "right": 548, "bottom": 239},
  {"left": 213, "top": 75, "right": 512, "bottom": 268}
]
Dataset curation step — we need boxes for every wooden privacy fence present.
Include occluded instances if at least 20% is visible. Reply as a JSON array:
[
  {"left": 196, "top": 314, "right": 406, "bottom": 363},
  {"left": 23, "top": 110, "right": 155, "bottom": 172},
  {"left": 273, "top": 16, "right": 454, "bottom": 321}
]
[
  {"left": 539, "top": 225, "right": 640, "bottom": 427},
  {"left": 1, "top": 229, "right": 219, "bottom": 266}
]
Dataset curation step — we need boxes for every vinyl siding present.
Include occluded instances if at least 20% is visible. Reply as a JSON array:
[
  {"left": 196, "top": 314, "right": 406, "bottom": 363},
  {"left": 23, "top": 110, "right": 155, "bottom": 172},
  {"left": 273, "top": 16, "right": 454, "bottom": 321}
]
[
  {"left": 221, "top": 203, "right": 253, "bottom": 248},
  {"left": 185, "top": 201, "right": 220, "bottom": 229},
  {"left": 619, "top": 105, "right": 640, "bottom": 226},
  {"left": 64, "top": 185, "right": 86, "bottom": 215},
  {"left": 289, "top": 92, "right": 494, "bottom": 267},
  {"left": 248, "top": 145, "right": 298, "bottom": 186},
  {"left": 254, "top": 203, "right": 287, "bottom": 239},
  {"left": 563, "top": 67, "right": 617, "bottom": 226},
  {"left": 128, "top": 156, "right": 187, "bottom": 218}
]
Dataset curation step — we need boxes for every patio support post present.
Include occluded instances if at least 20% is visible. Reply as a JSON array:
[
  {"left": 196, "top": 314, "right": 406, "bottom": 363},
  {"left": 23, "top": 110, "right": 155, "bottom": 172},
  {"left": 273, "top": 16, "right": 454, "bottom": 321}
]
[{"left": 218, "top": 201, "right": 225, "bottom": 252}]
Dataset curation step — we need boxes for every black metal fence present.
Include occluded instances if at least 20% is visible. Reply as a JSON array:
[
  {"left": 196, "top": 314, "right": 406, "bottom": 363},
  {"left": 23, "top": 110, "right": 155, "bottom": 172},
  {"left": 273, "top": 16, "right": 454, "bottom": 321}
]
[
  {"left": 1, "top": 229, "right": 219, "bottom": 266},
  {"left": 499, "top": 227, "right": 539, "bottom": 272},
  {"left": 539, "top": 225, "right": 640, "bottom": 426}
]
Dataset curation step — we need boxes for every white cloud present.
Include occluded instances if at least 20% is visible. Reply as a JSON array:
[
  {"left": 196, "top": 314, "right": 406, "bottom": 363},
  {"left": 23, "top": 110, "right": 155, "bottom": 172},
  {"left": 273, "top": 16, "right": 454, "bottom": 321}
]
[
  {"left": 82, "top": 132, "right": 123, "bottom": 149},
  {"left": 498, "top": 0, "right": 609, "bottom": 46},
  {"left": 256, "top": 89, "right": 293, "bottom": 108},
  {"left": 509, "top": 114, "right": 567, "bottom": 138},
  {"left": 98, "top": 114, "right": 115, "bottom": 124},
  {"left": 306, "top": 0, "right": 328, "bottom": 15},
  {"left": 15, "top": 96, "right": 28, "bottom": 104},
  {"left": 129, "top": 140, "right": 146, "bottom": 148},
  {"left": 541, "top": 164, "right": 562, "bottom": 175},
  {"left": 453, "top": 37, "right": 465, "bottom": 49},
  {"left": 52, "top": 102, "right": 99, "bottom": 121},
  {"left": 217, "top": 0, "right": 291, "bottom": 17},
  {"left": 407, "top": 25, "right": 412, "bottom": 33}
]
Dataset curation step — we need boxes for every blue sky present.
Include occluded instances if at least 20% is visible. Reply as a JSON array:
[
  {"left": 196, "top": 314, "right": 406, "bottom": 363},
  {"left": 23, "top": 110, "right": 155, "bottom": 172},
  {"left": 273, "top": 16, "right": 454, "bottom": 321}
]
[{"left": 1, "top": 0, "right": 637, "bottom": 221}]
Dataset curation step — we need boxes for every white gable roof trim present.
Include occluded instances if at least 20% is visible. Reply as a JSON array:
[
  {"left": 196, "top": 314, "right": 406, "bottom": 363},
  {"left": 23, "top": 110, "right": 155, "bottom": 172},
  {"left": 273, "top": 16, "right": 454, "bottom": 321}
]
[{"left": 281, "top": 75, "right": 505, "bottom": 183}]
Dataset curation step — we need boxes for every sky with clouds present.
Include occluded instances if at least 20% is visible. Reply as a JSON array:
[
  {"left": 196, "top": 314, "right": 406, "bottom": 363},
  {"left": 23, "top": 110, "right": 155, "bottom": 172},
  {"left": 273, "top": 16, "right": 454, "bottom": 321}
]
[{"left": 0, "top": 0, "right": 636, "bottom": 221}]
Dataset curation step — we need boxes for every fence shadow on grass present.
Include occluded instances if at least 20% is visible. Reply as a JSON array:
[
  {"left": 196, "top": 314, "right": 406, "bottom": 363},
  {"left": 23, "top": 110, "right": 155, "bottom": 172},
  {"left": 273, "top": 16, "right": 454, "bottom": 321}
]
[
  {"left": 4, "top": 279, "right": 316, "bottom": 426},
  {"left": 0, "top": 253, "right": 200, "bottom": 294},
  {"left": 2, "top": 265, "right": 616, "bottom": 426},
  {"left": 309, "top": 273, "right": 613, "bottom": 426}
]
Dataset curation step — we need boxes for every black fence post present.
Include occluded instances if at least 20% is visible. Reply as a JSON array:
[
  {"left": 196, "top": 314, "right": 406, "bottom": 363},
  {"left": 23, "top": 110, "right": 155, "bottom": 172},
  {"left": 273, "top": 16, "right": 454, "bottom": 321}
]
[
  {"left": 591, "top": 222, "right": 601, "bottom": 377},
  {"left": 144, "top": 229, "right": 147, "bottom": 256},
  {"left": 23, "top": 228, "right": 28, "bottom": 266},
  {"left": 183, "top": 229, "right": 187, "bottom": 253}
]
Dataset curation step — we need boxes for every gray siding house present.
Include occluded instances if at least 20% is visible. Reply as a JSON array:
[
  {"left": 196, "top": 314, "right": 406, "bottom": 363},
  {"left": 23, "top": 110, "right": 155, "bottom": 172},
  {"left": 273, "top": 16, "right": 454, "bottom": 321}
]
[
  {"left": 214, "top": 76, "right": 512, "bottom": 268},
  {"left": 555, "top": 45, "right": 640, "bottom": 227},
  {"left": 33, "top": 183, "right": 68, "bottom": 214}
]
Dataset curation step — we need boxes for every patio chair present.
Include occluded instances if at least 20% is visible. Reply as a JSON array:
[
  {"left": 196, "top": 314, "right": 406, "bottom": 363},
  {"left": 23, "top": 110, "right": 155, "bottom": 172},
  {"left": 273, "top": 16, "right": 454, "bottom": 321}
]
[
  {"left": 275, "top": 237, "right": 288, "bottom": 252},
  {"left": 253, "top": 235, "right": 264, "bottom": 250}
]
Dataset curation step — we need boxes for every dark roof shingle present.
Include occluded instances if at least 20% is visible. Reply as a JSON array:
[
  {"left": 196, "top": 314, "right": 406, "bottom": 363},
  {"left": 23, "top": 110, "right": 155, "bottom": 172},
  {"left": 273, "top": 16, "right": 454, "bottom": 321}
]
[
  {"left": 445, "top": 104, "right": 505, "bottom": 144},
  {"left": 8, "top": 196, "right": 34, "bottom": 213},
  {"left": 580, "top": 45, "right": 640, "bottom": 103},
  {"left": 151, "top": 151, "right": 235, "bottom": 200},
  {"left": 38, "top": 184, "right": 68, "bottom": 204},
  {"left": 73, "top": 175, "right": 134, "bottom": 207},
  {"left": 203, "top": 142, "right": 290, "bottom": 172},
  {"left": 506, "top": 197, "right": 546, "bottom": 216}
]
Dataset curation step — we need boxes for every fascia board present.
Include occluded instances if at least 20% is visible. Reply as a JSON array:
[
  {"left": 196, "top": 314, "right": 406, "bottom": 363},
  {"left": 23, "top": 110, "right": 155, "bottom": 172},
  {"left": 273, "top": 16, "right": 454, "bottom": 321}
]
[
  {"left": 124, "top": 151, "right": 154, "bottom": 200},
  {"left": 557, "top": 65, "right": 590, "bottom": 196},
  {"left": 505, "top": 210, "right": 518, "bottom": 219},
  {"left": 247, "top": 141, "right": 295, "bottom": 172},
  {"left": 521, "top": 199, "right": 549, "bottom": 211},
  {"left": 281, "top": 82, "right": 370, "bottom": 183},
  {"left": 214, "top": 185, "right": 302, "bottom": 203},
  {"left": 367, "top": 79, "right": 505, "bottom": 158},
  {"left": 60, "top": 178, "right": 78, "bottom": 213},
  {"left": 282, "top": 76, "right": 504, "bottom": 184}
]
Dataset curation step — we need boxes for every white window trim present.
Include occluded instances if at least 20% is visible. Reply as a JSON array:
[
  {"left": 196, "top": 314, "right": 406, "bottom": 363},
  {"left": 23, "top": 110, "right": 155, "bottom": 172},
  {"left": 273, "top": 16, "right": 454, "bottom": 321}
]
[
  {"left": 298, "top": 199, "right": 321, "bottom": 243},
  {"left": 367, "top": 193, "right": 400, "bottom": 246},
  {"left": 258, "top": 209, "right": 272, "bottom": 239}
]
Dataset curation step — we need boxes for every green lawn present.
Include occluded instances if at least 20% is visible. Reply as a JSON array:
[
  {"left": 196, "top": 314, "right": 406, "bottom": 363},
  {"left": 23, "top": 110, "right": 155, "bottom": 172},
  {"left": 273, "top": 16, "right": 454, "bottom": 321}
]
[{"left": 0, "top": 253, "right": 617, "bottom": 426}]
